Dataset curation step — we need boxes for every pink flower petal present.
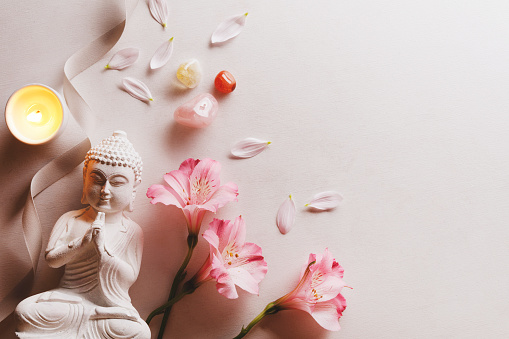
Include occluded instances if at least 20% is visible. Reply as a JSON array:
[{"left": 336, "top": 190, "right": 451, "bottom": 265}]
[
  {"left": 279, "top": 295, "right": 313, "bottom": 314},
  {"left": 149, "top": 0, "right": 169, "bottom": 28},
  {"left": 179, "top": 158, "right": 200, "bottom": 176},
  {"left": 276, "top": 195, "right": 296, "bottom": 234},
  {"left": 227, "top": 266, "right": 260, "bottom": 295},
  {"left": 211, "top": 255, "right": 239, "bottom": 299},
  {"left": 216, "top": 282, "right": 238, "bottom": 298},
  {"left": 189, "top": 158, "right": 222, "bottom": 204},
  {"left": 313, "top": 248, "right": 344, "bottom": 279},
  {"left": 313, "top": 275, "right": 345, "bottom": 301},
  {"left": 310, "top": 248, "right": 334, "bottom": 275},
  {"left": 163, "top": 169, "right": 190, "bottom": 206},
  {"left": 200, "top": 181, "right": 239, "bottom": 213},
  {"left": 209, "top": 254, "right": 228, "bottom": 280},
  {"left": 150, "top": 37, "right": 174, "bottom": 69},
  {"left": 192, "top": 255, "right": 214, "bottom": 286},
  {"left": 216, "top": 278, "right": 238, "bottom": 299},
  {"left": 237, "top": 244, "right": 267, "bottom": 283},
  {"left": 211, "top": 13, "right": 248, "bottom": 44},
  {"left": 228, "top": 216, "right": 246, "bottom": 248},
  {"left": 202, "top": 232, "right": 220, "bottom": 256},
  {"left": 310, "top": 299, "right": 342, "bottom": 331},
  {"left": 238, "top": 242, "right": 263, "bottom": 258},
  {"left": 182, "top": 205, "right": 208, "bottom": 235},
  {"left": 122, "top": 77, "right": 153, "bottom": 102},
  {"left": 305, "top": 191, "right": 343, "bottom": 211},
  {"left": 334, "top": 293, "right": 348, "bottom": 317},
  {"left": 105, "top": 48, "right": 139, "bottom": 70},
  {"left": 231, "top": 138, "right": 271, "bottom": 158},
  {"left": 204, "top": 218, "right": 229, "bottom": 252},
  {"left": 310, "top": 294, "right": 347, "bottom": 331},
  {"left": 146, "top": 184, "right": 182, "bottom": 207}
]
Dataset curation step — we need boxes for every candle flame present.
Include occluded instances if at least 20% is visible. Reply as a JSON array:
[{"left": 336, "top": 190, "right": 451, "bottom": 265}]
[{"left": 27, "top": 110, "right": 43, "bottom": 123}]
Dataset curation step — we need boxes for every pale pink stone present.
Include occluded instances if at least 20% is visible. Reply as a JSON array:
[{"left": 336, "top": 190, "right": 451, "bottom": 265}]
[{"left": 174, "top": 93, "right": 218, "bottom": 128}]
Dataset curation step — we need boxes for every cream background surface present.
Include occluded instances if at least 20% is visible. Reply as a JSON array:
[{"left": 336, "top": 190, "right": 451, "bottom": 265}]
[{"left": 1, "top": 1, "right": 509, "bottom": 338}]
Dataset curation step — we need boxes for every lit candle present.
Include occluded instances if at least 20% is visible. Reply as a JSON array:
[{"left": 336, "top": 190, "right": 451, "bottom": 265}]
[{"left": 5, "top": 84, "right": 68, "bottom": 145}]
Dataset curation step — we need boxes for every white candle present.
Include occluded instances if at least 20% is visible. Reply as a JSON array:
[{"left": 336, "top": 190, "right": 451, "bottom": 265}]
[{"left": 5, "top": 84, "right": 68, "bottom": 145}]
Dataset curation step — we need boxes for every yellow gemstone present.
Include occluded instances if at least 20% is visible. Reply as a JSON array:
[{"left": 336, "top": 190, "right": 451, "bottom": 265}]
[{"left": 176, "top": 59, "right": 202, "bottom": 88}]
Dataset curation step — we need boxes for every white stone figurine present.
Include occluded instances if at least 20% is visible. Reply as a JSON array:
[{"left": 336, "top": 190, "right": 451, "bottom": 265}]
[{"left": 15, "top": 131, "right": 150, "bottom": 339}]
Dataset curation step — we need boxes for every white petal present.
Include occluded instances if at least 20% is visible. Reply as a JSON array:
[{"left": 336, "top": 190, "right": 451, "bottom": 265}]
[
  {"left": 105, "top": 48, "right": 139, "bottom": 70},
  {"left": 150, "top": 37, "right": 174, "bottom": 70},
  {"left": 276, "top": 195, "right": 296, "bottom": 235},
  {"left": 231, "top": 138, "right": 271, "bottom": 158},
  {"left": 305, "top": 191, "right": 343, "bottom": 211},
  {"left": 149, "top": 0, "right": 169, "bottom": 28},
  {"left": 122, "top": 77, "right": 154, "bottom": 102},
  {"left": 211, "top": 13, "right": 248, "bottom": 44}
]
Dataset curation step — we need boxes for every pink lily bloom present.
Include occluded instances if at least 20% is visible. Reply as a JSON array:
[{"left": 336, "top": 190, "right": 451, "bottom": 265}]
[
  {"left": 146, "top": 158, "right": 239, "bottom": 235},
  {"left": 274, "top": 248, "right": 347, "bottom": 331},
  {"left": 190, "top": 216, "right": 268, "bottom": 299}
]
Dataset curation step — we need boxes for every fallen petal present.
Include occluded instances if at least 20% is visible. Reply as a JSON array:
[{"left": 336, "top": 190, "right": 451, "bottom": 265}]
[
  {"left": 231, "top": 138, "right": 271, "bottom": 158},
  {"left": 105, "top": 48, "right": 139, "bottom": 70},
  {"left": 150, "top": 37, "right": 174, "bottom": 69},
  {"left": 149, "top": 0, "right": 169, "bottom": 28},
  {"left": 305, "top": 191, "right": 343, "bottom": 211},
  {"left": 211, "top": 12, "right": 248, "bottom": 44},
  {"left": 276, "top": 195, "right": 296, "bottom": 235},
  {"left": 122, "top": 77, "right": 154, "bottom": 102}
]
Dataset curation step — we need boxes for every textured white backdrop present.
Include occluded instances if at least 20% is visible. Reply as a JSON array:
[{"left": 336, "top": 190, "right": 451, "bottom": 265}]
[{"left": 1, "top": 0, "right": 509, "bottom": 338}]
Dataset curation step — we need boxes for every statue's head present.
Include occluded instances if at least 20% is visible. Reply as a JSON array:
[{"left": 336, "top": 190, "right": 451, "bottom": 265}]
[{"left": 82, "top": 131, "right": 143, "bottom": 213}]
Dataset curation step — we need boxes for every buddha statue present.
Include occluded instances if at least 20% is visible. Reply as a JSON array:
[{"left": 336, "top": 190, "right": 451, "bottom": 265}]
[{"left": 15, "top": 131, "right": 150, "bottom": 339}]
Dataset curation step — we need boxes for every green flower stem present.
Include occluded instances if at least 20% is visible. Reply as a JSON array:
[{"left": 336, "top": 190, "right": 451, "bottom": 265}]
[
  {"left": 146, "top": 285, "right": 195, "bottom": 324},
  {"left": 232, "top": 302, "right": 280, "bottom": 339},
  {"left": 156, "top": 234, "right": 198, "bottom": 339}
]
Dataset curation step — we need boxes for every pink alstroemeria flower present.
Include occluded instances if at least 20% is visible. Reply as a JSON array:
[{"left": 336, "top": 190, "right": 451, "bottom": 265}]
[
  {"left": 274, "top": 248, "right": 347, "bottom": 331},
  {"left": 146, "top": 158, "right": 239, "bottom": 235},
  {"left": 190, "top": 216, "right": 268, "bottom": 299}
]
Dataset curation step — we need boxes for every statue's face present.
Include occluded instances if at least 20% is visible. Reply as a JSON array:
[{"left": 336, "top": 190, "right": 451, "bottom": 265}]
[{"left": 83, "top": 161, "right": 136, "bottom": 214}]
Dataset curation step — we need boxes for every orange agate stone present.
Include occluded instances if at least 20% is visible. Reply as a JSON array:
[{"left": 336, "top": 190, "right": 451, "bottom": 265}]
[{"left": 214, "top": 71, "right": 236, "bottom": 93}]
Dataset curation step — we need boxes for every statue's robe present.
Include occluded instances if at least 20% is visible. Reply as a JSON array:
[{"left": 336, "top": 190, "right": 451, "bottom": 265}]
[{"left": 15, "top": 209, "right": 150, "bottom": 339}]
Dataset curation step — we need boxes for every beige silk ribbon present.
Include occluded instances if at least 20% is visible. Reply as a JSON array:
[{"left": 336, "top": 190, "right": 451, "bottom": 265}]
[{"left": 0, "top": 0, "right": 139, "bottom": 322}]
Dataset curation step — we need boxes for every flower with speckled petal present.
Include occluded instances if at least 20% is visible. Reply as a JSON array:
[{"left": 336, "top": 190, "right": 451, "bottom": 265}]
[
  {"left": 146, "top": 158, "right": 238, "bottom": 235},
  {"left": 232, "top": 249, "right": 348, "bottom": 338},
  {"left": 187, "top": 216, "right": 268, "bottom": 299},
  {"left": 273, "top": 248, "right": 347, "bottom": 331}
]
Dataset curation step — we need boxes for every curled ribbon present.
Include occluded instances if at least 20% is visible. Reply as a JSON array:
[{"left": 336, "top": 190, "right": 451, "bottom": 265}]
[{"left": 0, "top": 0, "right": 139, "bottom": 322}]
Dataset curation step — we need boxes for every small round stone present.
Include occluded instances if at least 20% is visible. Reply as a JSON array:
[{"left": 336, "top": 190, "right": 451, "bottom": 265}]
[
  {"left": 214, "top": 71, "right": 236, "bottom": 93},
  {"left": 176, "top": 59, "right": 202, "bottom": 89}
]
